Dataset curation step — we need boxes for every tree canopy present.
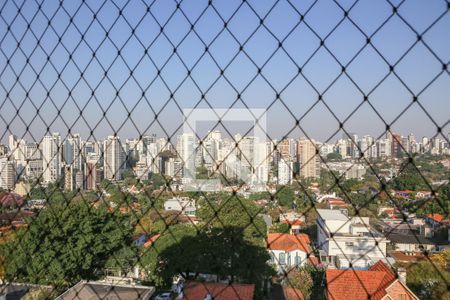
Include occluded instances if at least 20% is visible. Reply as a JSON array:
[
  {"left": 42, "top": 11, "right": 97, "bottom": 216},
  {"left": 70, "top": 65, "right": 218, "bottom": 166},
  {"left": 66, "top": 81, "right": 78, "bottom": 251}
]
[{"left": 2, "top": 201, "right": 136, "bottom": 286}]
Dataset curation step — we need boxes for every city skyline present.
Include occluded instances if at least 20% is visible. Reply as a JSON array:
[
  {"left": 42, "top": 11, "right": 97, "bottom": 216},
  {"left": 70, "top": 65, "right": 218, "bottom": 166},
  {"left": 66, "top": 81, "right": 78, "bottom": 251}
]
[{"left": 3, "top": 128, "right": 450, "bottom": 145}]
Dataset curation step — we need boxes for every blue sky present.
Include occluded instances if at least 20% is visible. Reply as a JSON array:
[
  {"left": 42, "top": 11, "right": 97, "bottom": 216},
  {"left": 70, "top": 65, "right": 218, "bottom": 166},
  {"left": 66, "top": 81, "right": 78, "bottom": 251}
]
[{"left": 0, "top": 0, "right": 449, "bottom": 143}]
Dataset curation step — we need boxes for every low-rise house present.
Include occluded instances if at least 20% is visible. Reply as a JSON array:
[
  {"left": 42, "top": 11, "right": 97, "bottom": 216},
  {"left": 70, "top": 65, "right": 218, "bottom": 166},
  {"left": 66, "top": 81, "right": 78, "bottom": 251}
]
[
  {"left": 388, "top": 251, "right": 425, "bottom": 263},
  {"left": 0, "top": 283, "right": 52, "bottom": 299},
  {"left": 316, "top": 209, "right": 389, "bottom": 269},
  {"left": 282, "top": 219, "right": 304, "bottom": 234},
  {"left": 267, "top": 233, "right": 312, "bottom": 273},
  {"left": 325, "top": 261, "right": 419, "bottom": 300},
  {"left": 324, "top": 198, "right": 348, "bottom": 210},
  {"left": 279, "top": 211, "right": 305, "bottom": 223},
  {"left": 385, "top": 232, "right": 435, "bottom": 252},
  {"left": 415, "top": 191, "right": 432, "bottom": 199},
  {"left": 181, "top": 282, "right": 255, "bottom": 300},
  {"left": 55, "top": 281, "right": 155, "bottom": 300},
  {"left": 392, "top": 190, "right": 414, "bottom": 199},
  {"left": 164, "top": 197, "right": 196, "bottom": 216},
  {"left": 425, "top": 213, "right": 448, "bottom": 227}
]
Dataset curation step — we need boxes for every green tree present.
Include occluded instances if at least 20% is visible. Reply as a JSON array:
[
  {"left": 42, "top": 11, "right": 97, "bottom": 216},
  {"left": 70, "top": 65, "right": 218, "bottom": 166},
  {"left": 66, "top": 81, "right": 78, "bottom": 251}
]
[
  {"left": 269, "top": 222, "right": 290, "bottom": 233},
  {"left": 2, "top": 201, "right": 136, "bottom": 286},
  {"left": 407, "top": 259, "right": 450, "bottom": 300},
  {"left": 391, "top": 162, "right": 429, "bottom": 191},
  {"left": 287, "top": 267, "right": 313, "bottom": 299},
  {"left": 276, "top": 186, "right": 295, "bottom": 208},
  {"left": 150, "top": 173, "right": 166, "bottom": 189}
]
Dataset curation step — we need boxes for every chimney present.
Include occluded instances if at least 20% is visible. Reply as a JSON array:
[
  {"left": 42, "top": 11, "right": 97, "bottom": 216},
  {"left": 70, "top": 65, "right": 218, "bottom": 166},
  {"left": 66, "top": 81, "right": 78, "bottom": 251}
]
[{"left": 397, "top": 268, "right": 407, "bottom": 284}]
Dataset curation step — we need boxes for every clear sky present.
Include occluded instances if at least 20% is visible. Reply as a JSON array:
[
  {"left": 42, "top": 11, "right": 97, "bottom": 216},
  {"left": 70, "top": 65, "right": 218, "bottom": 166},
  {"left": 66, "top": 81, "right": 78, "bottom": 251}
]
[{"left": 0, "top": 0, "right": 449, "bottom": 144}]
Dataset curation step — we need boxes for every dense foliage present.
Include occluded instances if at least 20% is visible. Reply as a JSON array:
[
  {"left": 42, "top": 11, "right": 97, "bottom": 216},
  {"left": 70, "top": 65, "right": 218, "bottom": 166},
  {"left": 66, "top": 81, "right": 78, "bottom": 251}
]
[{"left": 2, "top": 201, "right": 136, "bottom": 286}]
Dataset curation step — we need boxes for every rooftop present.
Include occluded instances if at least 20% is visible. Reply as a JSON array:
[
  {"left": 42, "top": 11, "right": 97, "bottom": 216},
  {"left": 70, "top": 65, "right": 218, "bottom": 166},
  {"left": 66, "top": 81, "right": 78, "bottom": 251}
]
[
  {"left": 317, "top": 209, "right": 349, "bottom": 221},
  {"left": 385, "top": 232, "right": 435, "bottom": 245},
  {"left": 182, "top": 282, "right": 255, "bottom": 300},
  {"left": 55, "top": 281, "right": 155, "bottom": 300},
  {"left": 326, "top": 261, "right": 396, "bottom": 300},
  {"left": 267, "top": 233, "right": 311, "bottom": 252}
]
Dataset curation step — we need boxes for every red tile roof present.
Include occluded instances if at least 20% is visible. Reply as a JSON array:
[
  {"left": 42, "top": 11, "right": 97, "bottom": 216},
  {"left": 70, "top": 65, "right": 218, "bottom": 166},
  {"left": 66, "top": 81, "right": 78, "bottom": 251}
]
[
  {"left": 283, "top": 220, "right": 304, "bottom": 226},
  {"left": 182, "top": 282, "right": 255, "bottom": 300},
  {"left": 267, "top": 233, "right": 311, "bottom": 252},
  {"left": 326, "top": 261, "right": 397, "bottom": 300},
  {"left": 143, "top": 234, "right": 160, "bottom": 248},
  {"left": 427, "top": 213, "right": 445, "bottom": 223},
  {"left": 388, "top": 251, "right": 424, "bottom": 262}
]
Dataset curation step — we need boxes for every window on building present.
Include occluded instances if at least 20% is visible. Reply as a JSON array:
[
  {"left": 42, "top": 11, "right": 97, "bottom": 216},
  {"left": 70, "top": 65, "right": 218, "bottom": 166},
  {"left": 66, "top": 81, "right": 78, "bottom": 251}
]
[
  {"left": 295, "top": 254, "right": 300, "bottom": 266},
  {"left": 279, "top": 253, "right": 286, "bottom": 265}
]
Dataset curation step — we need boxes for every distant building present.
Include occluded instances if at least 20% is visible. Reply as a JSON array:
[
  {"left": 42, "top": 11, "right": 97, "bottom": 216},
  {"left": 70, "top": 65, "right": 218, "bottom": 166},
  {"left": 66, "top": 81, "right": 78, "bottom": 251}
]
[
  {"left": 25, "top": 159, "right": 43, "bottom": 179},
  {"left": 164, "top": 197, "right": 196, "bottom": 216},
  {"left": 0, "top": 158, "right": 16, "bottom": 190},
  {"left": 85, "top": 162, "right": 103, "bottom": 191},
  {"left": 14, "top": 181, "right": 31, "bottom": 196},
  {"left": 41, "top": 133, "right": 62, "bottom": 184},
  {"left": 64, "top": 165, "right": 74, "bottom": 191},
  {"left": 297, "top": 138, "right": 320, "bottom": 178},
  {"left": 278, "top": 158, "right": 293, "bottom": 185},
  {"left": 103, "top": 136, "right": 125, "bottom": 181}
]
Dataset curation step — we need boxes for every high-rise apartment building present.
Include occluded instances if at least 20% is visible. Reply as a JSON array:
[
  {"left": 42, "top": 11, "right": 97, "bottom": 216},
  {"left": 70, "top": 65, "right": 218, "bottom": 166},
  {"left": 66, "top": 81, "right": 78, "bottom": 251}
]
[
  {"left": 42, "top": 133, "right": 62, "bottom": 184},
  {"left": 0, "top": 158, "right": 16, "bottom": 190},
  {"left": 177, "top": 133, "right": 196, "bottom": 178},
  {"left": 277, "top": 158, "right": 293, "bottom": 185},
  {"left": 297, "top": 138, "right": 320, "bottom": 178},
  {"left": 67, "top": 134, "right": 83, "bottom": 170},
  {"left": 103, "top": 136, "right": 125, "bottom": 180},
  {"left": 85, "top": 161, "right": 103, "bottom": 191}
]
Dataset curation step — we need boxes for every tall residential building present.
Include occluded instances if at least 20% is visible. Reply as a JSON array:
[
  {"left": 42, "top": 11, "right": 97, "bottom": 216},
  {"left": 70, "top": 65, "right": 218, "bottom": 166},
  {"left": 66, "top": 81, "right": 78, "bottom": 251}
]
[
  {"left": 85, "top": 162, "right": 102, "bottom": 191},
  {"left": 8, "top": 135, "right": 26, "bottom": 162},
  {"left": 278, "top": 158, "right": 293, "bottom": 185},
  {"left": 391, "top": 133, "right": 403, "bottom": 158},
  {"left": 177, "top": 133, "right": 196, "bottom": 178},
  {"left": 253, "top": 141, "right": 269, "bottom": 185},
  {"left": 0, "top": 158, "right": 16, "bottom": 190},
  {"left": 103, "top": 136, "right": 125, "bottom": 180},
  {"left": 42, "top": 133, "right": 62, "bottom": 184},
  {"left": 0, "top": 144, "right": 7, "bottom": 156},
  {"left": 377, "top": 139, "right": 391, "bottom": 158},
  {"left": 64, "top": 165, "right": 74, "bottom": 191},
  {"left": 67, "top": 134, "right": 83, "bottom": 170},
  {"left": 278, "top": 139, "right": 292, "bottom": 161},
  {"left": 297, "top": 138, "right": 320, "bottom": 178}
]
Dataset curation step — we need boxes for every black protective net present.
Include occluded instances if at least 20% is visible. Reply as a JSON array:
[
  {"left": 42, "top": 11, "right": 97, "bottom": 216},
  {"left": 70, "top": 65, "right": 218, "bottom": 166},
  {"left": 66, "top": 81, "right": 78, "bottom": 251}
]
[{"left": 0, "top": 0, "right": 449, "bottom": 299}]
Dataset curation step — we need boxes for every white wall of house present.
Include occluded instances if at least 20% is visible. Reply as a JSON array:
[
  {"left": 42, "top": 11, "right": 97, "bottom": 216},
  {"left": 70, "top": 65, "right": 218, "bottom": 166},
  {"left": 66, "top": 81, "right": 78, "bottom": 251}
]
[
  {"left": 269, "top": 249, "right": 308, "bottom": 273},
  {"left": 317, "top": 209, "right": 388, "bottom": 268},
  {"left": 395, "top": 243, "right": 434, "bottom": 252}
]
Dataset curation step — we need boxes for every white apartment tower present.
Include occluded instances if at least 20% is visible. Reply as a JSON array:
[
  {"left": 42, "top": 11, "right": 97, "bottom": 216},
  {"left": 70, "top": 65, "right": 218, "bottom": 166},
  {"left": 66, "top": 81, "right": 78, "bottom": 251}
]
[
  {"left": 177, "top": 133, "right": 196, "bottom": 178},
  {"left": 103, "top": 136, "right": 125, "bottom": 180},
  {"left": 42, "top": 133, "right": 62, "bottom": 184},
  {"left": 0, "top": 158, "right": 16, "bottom": 190},
  {"left": 278, "top": 158, "right": 293, "bottom": 185}
]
